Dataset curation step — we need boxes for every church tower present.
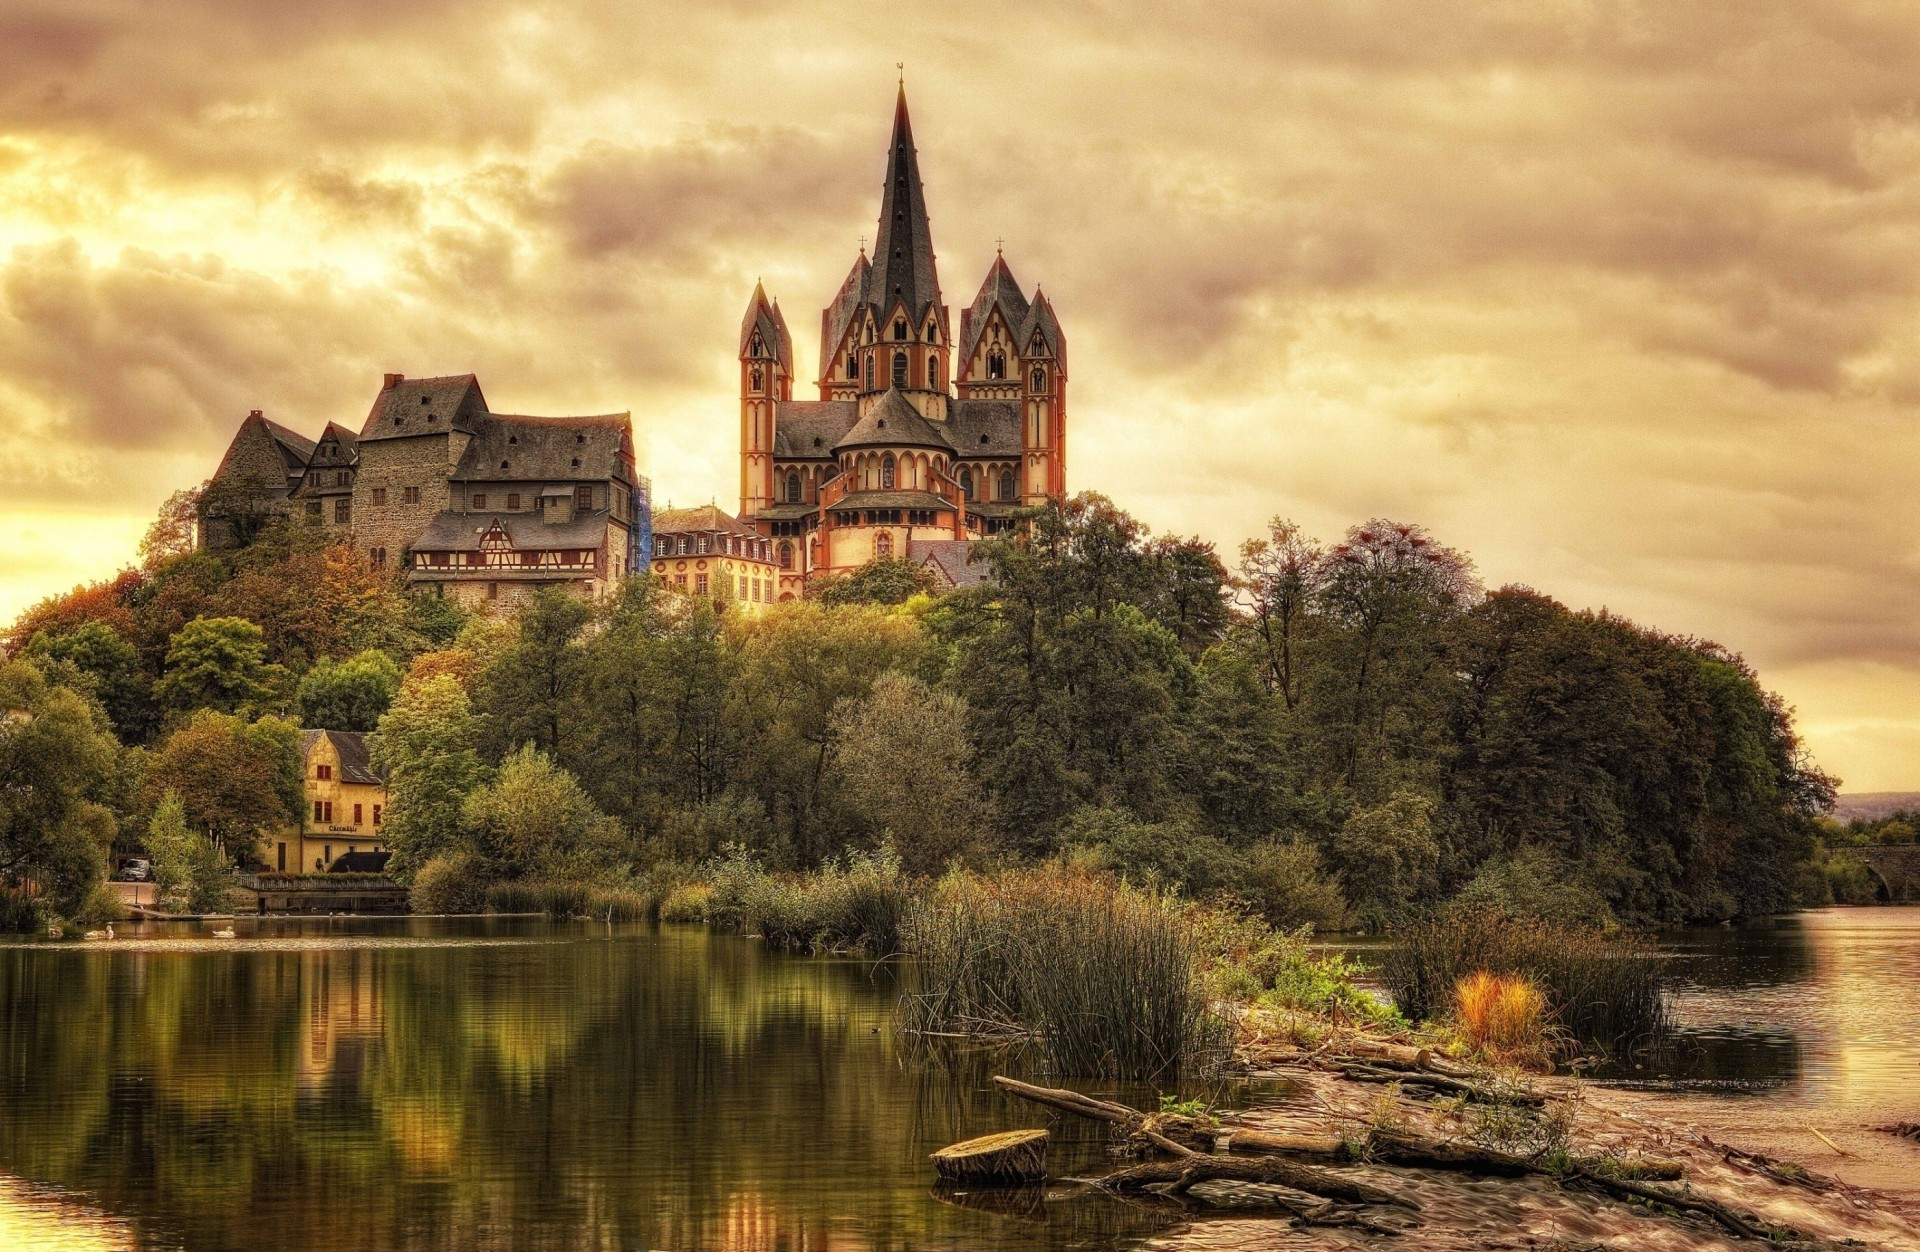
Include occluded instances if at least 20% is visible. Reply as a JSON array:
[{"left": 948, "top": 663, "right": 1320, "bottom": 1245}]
[{"left": 738, "top": 282, "right": 791, "bottom": 520}]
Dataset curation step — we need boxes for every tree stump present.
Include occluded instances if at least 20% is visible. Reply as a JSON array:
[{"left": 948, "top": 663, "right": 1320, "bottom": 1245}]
[{"left": 931, "top": 1129, "right": 1049, "bottom": 1184}]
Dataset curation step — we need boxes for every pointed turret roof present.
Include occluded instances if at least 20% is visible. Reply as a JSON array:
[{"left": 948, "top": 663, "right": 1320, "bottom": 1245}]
[
  {"left": 869, "top": 86, "right": 942, "bottom": 329},
  {"left": 1016, "top": 289, "right": 1068, "bottom": 376},
  {"left": 818, "top": 250, "right": 872, "bottom": 381},
  {"left": 959, "top": 253, "right": 1032, "bottom": 369},
  {"left": 834, "top": 387, "right": 953, "bottom": 452},
  {"left": 738, "top": 281, "right": 793, "bottom": 378}
]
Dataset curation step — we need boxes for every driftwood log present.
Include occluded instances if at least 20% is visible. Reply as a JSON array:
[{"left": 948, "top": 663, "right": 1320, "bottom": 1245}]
[
  {"left": 1329, "top": 1061, "right": 1549, "bottom": 1106},
  {"left": 930, "top": 1129, "right": 1049, "bottom": 1183}
]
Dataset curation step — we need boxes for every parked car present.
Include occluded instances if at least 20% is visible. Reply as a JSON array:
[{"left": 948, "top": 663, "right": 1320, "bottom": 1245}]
[{"left": 119, "top": 859, "right": 151, "bottom": 882}]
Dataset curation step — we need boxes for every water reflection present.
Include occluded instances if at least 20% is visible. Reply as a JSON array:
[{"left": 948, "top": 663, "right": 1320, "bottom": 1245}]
[{"left": 0, "top": 918, "right": 1204, "bottom": 1251}]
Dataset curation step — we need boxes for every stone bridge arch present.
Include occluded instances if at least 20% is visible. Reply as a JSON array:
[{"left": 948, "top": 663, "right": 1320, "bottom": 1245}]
[{"left": 1853, "top": 844, "right": 1920, "bottom": 902}]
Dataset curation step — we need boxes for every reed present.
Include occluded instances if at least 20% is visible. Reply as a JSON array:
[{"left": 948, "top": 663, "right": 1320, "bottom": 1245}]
[
  {"left": 1454, "top": 971, "right": 1550, "bottom": 1060},
  {"left": 483, "top": 880, "right": 654, "bottom": 921},
  {"left": 1382, "top": 908, "right": 1667, "bottom": 1054},
  {"left": 704, "top": 846, "right": 912, "bottom": 953},
  {"left": 900, "top": 868, "right": 1230, "bottom": 1081},
  {"left": 658, "top": 883, "right": 712, "bottom": 923}
]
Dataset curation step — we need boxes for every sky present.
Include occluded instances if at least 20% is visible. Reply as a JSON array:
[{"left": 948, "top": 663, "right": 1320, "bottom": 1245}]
[{"left": 2, "top": 1, "right": 1919, "bottom": 788}]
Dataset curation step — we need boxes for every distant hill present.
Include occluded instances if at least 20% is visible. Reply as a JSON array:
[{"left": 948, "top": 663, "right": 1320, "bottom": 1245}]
[{"left": 1832, "top": 793, "right": 1920, "bottom": 822}]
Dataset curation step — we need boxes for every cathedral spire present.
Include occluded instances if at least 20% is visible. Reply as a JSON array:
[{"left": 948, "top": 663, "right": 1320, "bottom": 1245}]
[{"left": 869, "top": 83, "right": 941, "bottom": 328}]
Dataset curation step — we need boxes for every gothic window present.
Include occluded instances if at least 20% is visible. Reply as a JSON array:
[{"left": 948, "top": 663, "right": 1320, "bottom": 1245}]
[
  {"left": 786, "top": 471, "right": 802, "bottom": 503},
  {"left": 1031, "top": 366, "right": 1047, "bottom": 391},
  {"left": 847, "top": 350, "right": 859, "bottom": 378},
  {"left": 865, "top": 355, "right": 875, "bottom": 389},
  {"left": 893, "top": 319, "right": 907, "bottom": 341},
  {"left": 999, "top": 469, "right": 1016, "bottom": 501},
  {"left": 750, "top": 366, "right": 764, "bottom": 392},
  {"left": 987, "top": 350, "right": 1005, "bottom": 380},
  {"left": 928, "top": 353, "right": 939, "bottom": 386},
  {"left": 882, "top": 454, "right": 896, "bottom": 490},
  {"left": 892, "top": 351, "right": 908, "bottom": 388},
  {"left": 960, "top": 468, "right": 974, "bottom": 500},
  {"left": 875, "top": 533, "right": 892, "bottom": 558},
  {"left": 778, "top": 541, "right": 793, "bottom": 569}
]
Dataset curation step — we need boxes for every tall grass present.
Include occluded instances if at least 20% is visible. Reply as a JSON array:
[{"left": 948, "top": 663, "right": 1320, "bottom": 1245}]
[
  {"left": 705, "top": 846, "right": 911, "bottom": 954},
  {"left": 484, "top": 880, "right": 654, "bottom": 921},
  {"left": 0, "top": 888, "right": 42, "bottom": 934},
  {"left": 900, "top": 868, "right": 1231, "bottom": 1081},
  {"left": 1381, "top": 908, "right": 1667, "bottom": 1054},
  {"left": 1454, "top": 971, "right": 1551, "bottom": 1062}
]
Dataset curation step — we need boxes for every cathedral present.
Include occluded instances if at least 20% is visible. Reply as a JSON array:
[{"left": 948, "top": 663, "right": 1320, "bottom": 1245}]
[{"left": 736, "top": 87, "right": 1068, "bottom": 599}]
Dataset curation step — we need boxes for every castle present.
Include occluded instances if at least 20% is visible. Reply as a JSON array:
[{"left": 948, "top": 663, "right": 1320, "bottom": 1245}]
[
  {"left": 730, "top": 86, "right": 1068, "bottom": 599},
  {"left": 200, "top": 374, "right": 647, "bottom": 609}
]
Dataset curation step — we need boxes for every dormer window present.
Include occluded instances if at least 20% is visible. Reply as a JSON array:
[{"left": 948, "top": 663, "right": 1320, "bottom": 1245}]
[{"left": 893, "top": 319, "right": 907, "bottom": 341}]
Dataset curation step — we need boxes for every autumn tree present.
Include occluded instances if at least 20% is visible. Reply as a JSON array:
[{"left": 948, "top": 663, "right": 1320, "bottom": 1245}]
[{"left": 143, "top": 711, "right": 303, "bottom": 860}]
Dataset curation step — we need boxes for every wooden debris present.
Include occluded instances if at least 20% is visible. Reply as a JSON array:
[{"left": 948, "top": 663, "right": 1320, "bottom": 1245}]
[
  {"left": 1098, "top": 1153, "right": 1418, "bottom": 1210},
  {"left": 930, "top": 1129, "right": 1049, "bottom": 1183}
]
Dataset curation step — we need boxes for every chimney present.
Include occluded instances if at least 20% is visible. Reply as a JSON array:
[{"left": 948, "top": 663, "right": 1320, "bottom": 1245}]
[
  {"left": 383, "top": 373, "right": 404, "bottom": 390},
  {"left": 248, "top": 409, "right": 262, "bottom": 419}
]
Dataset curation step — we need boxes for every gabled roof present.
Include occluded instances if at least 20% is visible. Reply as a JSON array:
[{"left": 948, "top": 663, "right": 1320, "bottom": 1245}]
[
  {"left": 909, "top": 538, "right": 991, "bottom": 590},
  {"left": 959, "top": 254, "right": 1031, "bottom": 369},
  {"left": 948, "top": 400, "right": 1022, "bottom": 458},
  {"left": 818, "top": 252, "right": 872, "bottom": 381},
  {"left": 358, "top": 374, "right": 489, "bottom": 441},
  {"left": 868, "top": 86, "right": 943, "bottom": 331},
  {"left": 310, "top": 421, "right": 359, "bottom": 464},
  {"left": 299, "top": 729, "right": 382, "bottom": 786},
  {"left": 834, "top": 388, "right": 952, "bottom": 452},
  {"left": 739, "top": 281, "right": 794, "bottom": 378},
  {"left": 652, "top": 503, "right": 763, "bottom": 540},
  {"left": 772, "top": 400, "right": 859, "bottom": 457},
  {"left": 1016, "top": 292, "right": 1068, "bottom": 375},
  {"left": 450, "top": 414, "right": 632, "bottom": 483},
  {"left": 262, "top": 416, "right": 318, "bottom": 469},
  {"left": 212, "top": 411, "right": 311, "bottom": 497},
  {"left": 411, "top": 509, "right": 612, "bottom": 552}
]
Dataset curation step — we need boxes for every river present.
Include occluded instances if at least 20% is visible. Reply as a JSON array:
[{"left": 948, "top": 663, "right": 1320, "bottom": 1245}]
[{"left": 1, "top": 908, "right": 1915, "bottom": 1249}]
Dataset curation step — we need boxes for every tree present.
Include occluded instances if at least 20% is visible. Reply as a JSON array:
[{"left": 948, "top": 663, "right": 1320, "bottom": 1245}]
[
  {"left": 474, "top": 588, "right": 590, "bottom": 763},
  {"left": 368, "top": 674, "right": 489, "bottom": 875},
  {"left": 146, "top": 790, "right": 230, "bottom": 913},
  {"left": 1236, "top": 517, "right": 1326, "bottom": 710},
  {"left": 143, "top": 711, "right": 302, "bottom": 860},
  {"left": 0, "top": 659, "right": 121, "bottom": 916},
  {"left": 139, "top": 484, "right": 206, "bottom": 569},
  {"left": 24, "top": 621, "right": 149, "bottom": 739},
  {"left": 1329, "top": 788, "right": 1441, "bottom": 931},
  {"left": 294, "top": 649, "right": 401, "bottom": 731},
  {"left": 154, "top": 616, "right": 281, "bottom": 714},
  {"left": 1142, "top": 535, "right": 1231, "bottom": 657},
  {"left": 815, "top": 556, "right": 938, "bottom": 606},
  {"left": 460, "top": 745, "right": 625, "bottom": 882},
  {"left": 830, "top": 672, "right": 987, "bottom": 873}
]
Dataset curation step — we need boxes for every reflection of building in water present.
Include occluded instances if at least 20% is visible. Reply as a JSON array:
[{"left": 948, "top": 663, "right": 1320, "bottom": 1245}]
[
  {"left": 647, "top": 1193, "right": 836, "bottom": 1252},
  {"left": 297, "top": 951, "right": 384, "bottom": 1088}
]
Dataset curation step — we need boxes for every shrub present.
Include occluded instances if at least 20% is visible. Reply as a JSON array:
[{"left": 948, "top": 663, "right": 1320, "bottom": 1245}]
[
  {"left": 1454, "top": 971, "right": 1550, "bottom": 1061},
  {"left": 1192, "top": 909, "right": 1395, "bottom": 1026},
  {"left": 1235, "top": 839, "right": 1349, "bottom": 932},
  {"left": 659, "top": 883, "right": 712, "bottom": 923},
  {"left": 1449, "top": 848, "right": 1612, "bottom": 928},
  {"left": 1822, "top": 849, "right": 1878, "bottom": 905},
  {"left": 71, "top": 881, "right": 128, "bottom": 928},
  {"left": 0, "top": 888, "right": 44, "bottom": 934},
  {"left": 1382, "top": 908, "right": 1666, "bottom": 1055},
  {"left": 703, "top": 845, "right": 911, "bottom": 953},
  {"left": 410, "top": 852, "right": 488, "bottom": 914},
  {"left": 901, "top": 867, "right": 1230, "bottom": 1080}
]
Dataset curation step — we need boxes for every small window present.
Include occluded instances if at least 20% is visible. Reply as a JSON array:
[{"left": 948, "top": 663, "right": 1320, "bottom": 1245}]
[
  {"left": 334, "top": 470, "right": 349, "bottom": 487},
  {"left": 404, "top": 486, "right": 420, "bottom": 506},
  {"left": 576, "top": 486, "right": 592, "bottom": 510},
  {"left": 864, "top": 355, "right": 875, "bottom": 388},
  {"left": 696, "top": 574, "right": 709, "bottom": 595},
  {"left": 928, "top": 353, "right": 939, "bottom": 386},
  {"left": 570, "top": 458, "right": 580, "bottom": 468},
  {"left": 960, "top": 469, "right": 974, "bottom": 500},
  {"left": 698, "top": 533, "right": 711, "bottom": 554},
  {"left": 1031, "top": 366, "right": 1047, "bottom": 391},
  {"left": 371, "top": 488, "right": 388, "bottom": 506},
  {"left": 353, "top": 803, "right": 363, "bottom": 824},
  {"left": 472, "top": 493, "right": 486, "bottom": 509},
  {"left": 847, "top": 351, "right": 859, "bottom": 378},
  {"left": 370, "top": 547, "right": 387, "bottom": 568},
  {"left": 882, "top": 454, "right": 896, "bottom": 490},
  {"left": 988, "top": 350, "right": 1005, "bottom": 380},
  {"left": 786, "top": 472, "right": 801, "bottom": 503},
  {"left": 779, "top": 541, "right": 793, "bottom": 569},
  {"left": 316, "top": 764, "right": 333, "bottom": 781},
  {"left": 892, "top": 351, "right": 907, "bottom": 387},
  {"left": 656, "top": 537, "right": 670, "bottom": 556},
  {"left": 420, "top": 396, "right": 431, "bottom": 406},
  {"left": 678, "top": 536, "right": 691, "bottom": 555},
  {"left": 875, "top": 533, "right": 892, "bottom": 558},
  {"left": 334, "top": 499, "right": 351, "bottom": 524},
  {"left": 307, "top": 501, "right": 322, "bottom": 516},
  {"left": 893, "top": 319, "right": 907, "bottom": 341},
  {"left": 373, "top": 804, "right": 382, "bottom": 827},
  {"left": 500, "top": 460, "right": 509, "bottom": 470},
  {"left": 576, "top": 432, "right": 585, "bottom": 443},
  {"left": 750, "top": 366, "right": 764, "bottom": 392},
  {"left": 1000, "top": 470, "right": 1015, "bottom": 501},
  {"left": 507, "top": 493, "right": 521, "bottom": 510},
  {"left": 508, "top": 435, "right": 518, "bottom": 445}
]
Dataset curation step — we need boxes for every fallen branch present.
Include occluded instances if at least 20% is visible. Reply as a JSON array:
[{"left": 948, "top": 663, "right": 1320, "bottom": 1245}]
[
  {"left": 1564, "top": 1163, "right": 1773, "bottom": 1241},
  {"left": 1330, "top": 1062, "right": 1548, "bottom": 1106},
  {"left": 1099, "top": 1153, "right": 1419, "bottom": 1210}
]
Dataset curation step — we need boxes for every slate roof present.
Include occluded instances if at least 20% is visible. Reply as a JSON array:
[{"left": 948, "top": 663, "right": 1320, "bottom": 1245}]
[
  {"left": 909, "top": 538, "right": 991, "bottom": 590},
  {"left": 868, "top": 87, "right": 944, "bottom": 333},
  {"left": 451, "top": 414, "right": 631, "bottom": 483},
  {"left": 652, "top": 503, "right": 763, "bottom": 540},
  {"left": 262, "top": 416, "right": 318, "bottom": 469},
  {"left": 832, "top": 490, "right": 952, "bottom": 511},
  {"left": 958, "top": 254, "right": 1031, "bottom": 370},
  {"left": 310, "top": 422, "right": 359, "bottom": 465},
  {"left": 834, "top": 388, "right": 951, "bottom": 452},
  {"left": 357, "top": 374, "right": 489, "bottom": 441},
  {"left": 772, "top": 400, "right": 859, "bottom": 457},
  {"left": 818, "top": 252, "right": 872, "bottom": 381},
  {"left": 1016, "top": 292, "right": 1068, "bottom": 375},
  {"left": 739, "top": 281, "right": 794, "bottom": 379},
  {"left": 947, "top": 400, "right": 1022, "bottom": 457},
  {"left": 411, "top": 509, "right": 611, "bottom": 552},
  {"left": 299, "top": 729, "right": 382, "bottom": 786}
]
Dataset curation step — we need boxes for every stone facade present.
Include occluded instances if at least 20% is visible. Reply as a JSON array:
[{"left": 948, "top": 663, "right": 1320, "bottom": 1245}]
[
  {"left": 200, "top": 373, "right": 651, "bottom": 607},
  {"left": 736, "top": 88, "right": 1066, "bottom": 595}
]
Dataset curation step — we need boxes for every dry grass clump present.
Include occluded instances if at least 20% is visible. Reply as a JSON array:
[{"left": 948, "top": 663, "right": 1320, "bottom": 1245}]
[
  {"left": 900, "top": 867, "right": 1230, "bottom": 1081},
  {"left": 704, "top": 846, "right": 911, "bottom": 954},
  {"left": 1454, "top": 971, "right": 1551, "bottom": 1062},
  {"left": 658, "top": 882, "right": 712, "bottom": 923}
]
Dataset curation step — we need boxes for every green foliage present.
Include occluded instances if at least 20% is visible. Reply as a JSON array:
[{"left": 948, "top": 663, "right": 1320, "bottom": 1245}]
[
  {"left": 1193, "top": 909, "right": 1395, "bottom": 1024},
  {"left": 1329, "top": 789, "right": 1440, "bottom": 931},
  {"left": 0, "top": 659, "right": 121, "bottom": 916},
  {"left": 146, "top": 790, "right": 232, "bottom": 913},
  {"left": 813, "top": 556, "right": 938, "bottom": 606},
  {"left": 1058, "top": 807, "right": 1240, "bottom": 895},
  {"left": 71, "top": 881, "right": 128, "bottom": 927},
  {"left": 0, "top": 888, "right": 43, "bottom": 934},
  {"left": 704, "top": 846, "right": 911, "bottom": 953},
  {"left": 654, "top": 791, "right": 774, "bottom": 866},
  {"left": 1450, "top": 847, "right": 1613, "bottom": 927},
  {"left": 144, "top": 710, "right": 302, "bottom": 858},
  {"left": 1236, "top": 839, "right": 1350, "bottom": 932},
  {"left": 368, "top": 674, "right": 488, "bottom": 876},
  {"left": 154, "top": 616, "right": 283, "bottom": 714},
  {"left": 902, "top": 867, "right": 1231, "bottom": 1079},
  {"left": 1382, "top": 908, "right": 1667, "bottom": 1054},
  {"left": 658, "top": 882, "right": 712, "bottom": 923},
  {"left": 474, "top": 588, "right": 591, "bottom": 762},
  {"left": 294, "top": 649, "right": 401, "bottom": 731},
  {"left": 24, "top": 621, "right": 147, "bottom": 739},
  {"left": 409, "top": 851, "right": 486, "bottom": 915},
  {"left": 829, "top": 672, "right": 987, "bottom": 873},
  {"left": 459, "top": 745, "right": 625, "bottom": 883}
]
